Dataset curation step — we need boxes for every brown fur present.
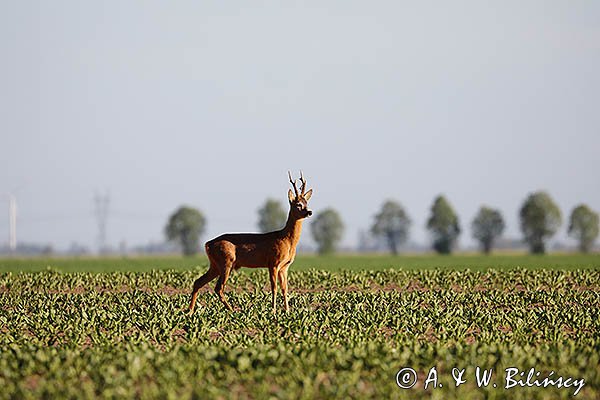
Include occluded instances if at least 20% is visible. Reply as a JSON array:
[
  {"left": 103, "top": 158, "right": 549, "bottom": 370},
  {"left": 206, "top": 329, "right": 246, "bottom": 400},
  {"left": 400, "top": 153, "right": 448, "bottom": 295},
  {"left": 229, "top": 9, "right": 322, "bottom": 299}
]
[{"left": 187, "top": 173, "right": 313, "bottom": 314}]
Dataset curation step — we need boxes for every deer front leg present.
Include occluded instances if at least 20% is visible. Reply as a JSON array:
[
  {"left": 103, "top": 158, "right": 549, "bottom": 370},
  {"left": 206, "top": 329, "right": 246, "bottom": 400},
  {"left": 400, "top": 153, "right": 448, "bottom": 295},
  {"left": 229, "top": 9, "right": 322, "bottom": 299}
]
[
  {"left": 278, "top": 266, "right": 290, "bottom": 312},
  {"left": 268, "top": 267, "right": 278, "bottom": 314}
]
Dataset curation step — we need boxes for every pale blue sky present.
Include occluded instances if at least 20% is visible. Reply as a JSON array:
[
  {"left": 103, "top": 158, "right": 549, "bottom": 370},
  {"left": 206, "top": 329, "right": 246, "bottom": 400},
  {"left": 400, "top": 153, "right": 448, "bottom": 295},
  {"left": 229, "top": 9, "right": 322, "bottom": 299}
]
[{"left": 1, "top": 1, "right": 599, "bottom": 251}]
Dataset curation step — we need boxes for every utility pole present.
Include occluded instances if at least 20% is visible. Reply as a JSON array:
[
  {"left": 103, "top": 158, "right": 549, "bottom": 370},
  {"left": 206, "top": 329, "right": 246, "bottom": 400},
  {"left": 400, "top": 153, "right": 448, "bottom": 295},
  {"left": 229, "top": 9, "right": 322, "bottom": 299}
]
[
  {"left": 8, "top": 194, "right": 16, "bottom": 253},
  {"left": 94, "top": 192, "right": 110, "bottom": 254}
]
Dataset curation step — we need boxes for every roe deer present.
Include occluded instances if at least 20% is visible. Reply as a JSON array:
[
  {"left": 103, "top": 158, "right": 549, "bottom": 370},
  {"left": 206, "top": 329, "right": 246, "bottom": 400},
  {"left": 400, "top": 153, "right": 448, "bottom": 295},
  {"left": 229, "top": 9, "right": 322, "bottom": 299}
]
[{"left": 188, "top": 172, "right": 313, "bottom": 314}]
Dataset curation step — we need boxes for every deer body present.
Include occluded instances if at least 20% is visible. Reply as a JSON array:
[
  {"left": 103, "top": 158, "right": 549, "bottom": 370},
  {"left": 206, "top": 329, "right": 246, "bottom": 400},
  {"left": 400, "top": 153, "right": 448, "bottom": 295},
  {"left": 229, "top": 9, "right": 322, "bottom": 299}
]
[{"left": 188, "top": 172, "right": 312, "bottom": 314}]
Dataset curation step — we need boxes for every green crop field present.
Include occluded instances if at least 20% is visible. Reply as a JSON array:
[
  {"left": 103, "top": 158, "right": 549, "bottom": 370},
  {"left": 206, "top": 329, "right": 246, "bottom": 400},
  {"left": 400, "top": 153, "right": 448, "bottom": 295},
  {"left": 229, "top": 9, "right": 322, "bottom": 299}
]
[
  {"left": 1, "top": 253, "right": 599, "bottom": 273},
  {"left": 1, "top": 255, "right": 599, "bottom": 399}
]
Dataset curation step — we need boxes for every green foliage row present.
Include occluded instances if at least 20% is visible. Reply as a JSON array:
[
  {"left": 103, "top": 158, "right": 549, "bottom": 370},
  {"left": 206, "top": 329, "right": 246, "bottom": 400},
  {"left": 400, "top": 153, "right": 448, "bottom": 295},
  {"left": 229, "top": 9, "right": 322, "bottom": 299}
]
[
  {"left": 1, "top": 253, "right": 600, "bottom": 273},
  {"left": 2, "top": 268, "right": 600, "bottom": 293},
  {"left": 1, "top": 269, "right": 599, "bottom": 399},
  {"left": 2, "top": 342, "right": 597, "bottom": 400},
  {"left": 258, "top": 192, "right": 599, "bottom": 255}
]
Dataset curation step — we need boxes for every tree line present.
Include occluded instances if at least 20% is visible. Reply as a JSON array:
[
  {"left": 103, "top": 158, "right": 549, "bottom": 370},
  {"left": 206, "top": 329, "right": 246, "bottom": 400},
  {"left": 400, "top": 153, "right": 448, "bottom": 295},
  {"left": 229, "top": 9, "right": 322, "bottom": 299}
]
[{"left": 165, "top": 191, "right": 599, "bottom": 256}]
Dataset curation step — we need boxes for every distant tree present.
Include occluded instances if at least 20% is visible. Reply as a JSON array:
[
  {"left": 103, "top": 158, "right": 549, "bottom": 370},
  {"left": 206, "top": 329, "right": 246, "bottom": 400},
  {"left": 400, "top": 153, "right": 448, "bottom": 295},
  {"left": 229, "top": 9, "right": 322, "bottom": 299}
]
[
  {"left": 310, "top": 208, "right": 344, "bottom": 255},
  {"left": 568, "top": 204, "right": 599, "bottom": 253},
  {"left": 426, "top": 195, "right": 461, "bottom": 254},
  {"left": 471, "top": 206, "right": 505, "bottom": 254},
  {"left": 165, "top": 206, "right": 206, "bottom": 256},
  {"left": 257, "top": 198, "right": 287, "bottom": 233},
  {"left": 371, "top": 200, "right": 411, "bottom": 254},
  {"left": 519, "top": 191, "right": 561, "bottom": 254}
]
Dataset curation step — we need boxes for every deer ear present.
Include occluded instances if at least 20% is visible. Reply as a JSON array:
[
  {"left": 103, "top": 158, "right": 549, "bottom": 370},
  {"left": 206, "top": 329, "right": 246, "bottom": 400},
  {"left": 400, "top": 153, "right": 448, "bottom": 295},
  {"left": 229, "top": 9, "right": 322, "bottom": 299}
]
[
  {"left": 288, "top": 189, "right": 295, "bottom": 203},
  {"left": 303, "top": 189, "right": 313, "bottom": 202}
]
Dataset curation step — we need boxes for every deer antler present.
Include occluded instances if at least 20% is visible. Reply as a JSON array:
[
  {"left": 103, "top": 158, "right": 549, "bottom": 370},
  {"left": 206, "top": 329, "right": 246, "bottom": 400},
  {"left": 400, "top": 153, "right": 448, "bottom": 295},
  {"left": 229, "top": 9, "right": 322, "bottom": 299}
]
[
  {"left": 288, "top": 171, "right": 299, "bottom": 198},
  {"left": 299, "top": 171, "right": 307, "bottom": 195}
]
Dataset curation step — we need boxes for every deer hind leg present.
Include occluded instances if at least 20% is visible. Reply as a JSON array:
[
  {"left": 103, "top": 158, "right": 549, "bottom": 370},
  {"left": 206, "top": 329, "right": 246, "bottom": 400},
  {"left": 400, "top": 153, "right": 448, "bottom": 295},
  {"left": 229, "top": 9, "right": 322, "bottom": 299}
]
[
  {"left": 214, "top": 262, "right": 234, "bottom": 311},
  {"left": 278, "top": 266, "right": 290, "bottom": 312},
  {"left": 188, "top": 264, "right": 219, "bottom": 315}
]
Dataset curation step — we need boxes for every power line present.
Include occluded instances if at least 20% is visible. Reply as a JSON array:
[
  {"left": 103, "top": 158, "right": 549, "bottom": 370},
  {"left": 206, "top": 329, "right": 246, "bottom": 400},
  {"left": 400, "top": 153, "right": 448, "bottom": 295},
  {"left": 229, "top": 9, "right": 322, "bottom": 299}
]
[{"left": 94, "top": 191, "right": 110, "bottom": 253}]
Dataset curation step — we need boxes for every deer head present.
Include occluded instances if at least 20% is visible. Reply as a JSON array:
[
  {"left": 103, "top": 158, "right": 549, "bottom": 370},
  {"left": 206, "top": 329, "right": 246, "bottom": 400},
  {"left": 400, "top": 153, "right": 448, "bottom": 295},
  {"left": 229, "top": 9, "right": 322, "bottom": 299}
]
[{"left": 288, "top": 171, "right": 313, "bottom": 219}]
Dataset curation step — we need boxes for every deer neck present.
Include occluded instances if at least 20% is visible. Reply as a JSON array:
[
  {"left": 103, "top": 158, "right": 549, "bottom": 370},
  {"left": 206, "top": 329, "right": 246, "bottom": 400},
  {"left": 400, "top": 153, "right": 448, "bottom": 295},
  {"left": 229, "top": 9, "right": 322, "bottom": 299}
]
[{"left": 282, "top": 212, "right": 303, "bottom": 246}]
